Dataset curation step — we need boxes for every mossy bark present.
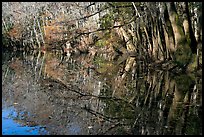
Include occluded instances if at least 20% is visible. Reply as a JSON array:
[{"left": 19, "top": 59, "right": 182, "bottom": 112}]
[
  {"left": 186, "top": 54, "right": 197, "bottom": 72},
  {"left": 162, "top": 3, "right": 175, "bottom": 59},
  {"left": 167, "top": 2, "right": 193, "bottom": 68}
]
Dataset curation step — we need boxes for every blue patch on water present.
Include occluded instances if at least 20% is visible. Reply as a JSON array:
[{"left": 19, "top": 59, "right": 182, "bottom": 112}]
[
  {"left": 2, "top": 106, "right": 48, "bottom": 135},
  {"left": 68, "top": 123, "right": 81, "bottom": 135}
]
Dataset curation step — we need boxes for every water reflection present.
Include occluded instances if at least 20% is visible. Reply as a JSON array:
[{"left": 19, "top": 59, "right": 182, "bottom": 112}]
[
  {"left": 2, "top": 106, "right": 47, "bottom": 135},
  {"left": 2, "top": 50, "right": 202, "bottom": 135}
]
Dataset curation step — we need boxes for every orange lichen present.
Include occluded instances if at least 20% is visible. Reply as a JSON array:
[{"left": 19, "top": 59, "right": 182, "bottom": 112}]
[
  {"left": 41, "top": 11, "right": 77, "bottom": 45},
  {"left": 7, "top": 23, "right": 23, "bottom": 40}
]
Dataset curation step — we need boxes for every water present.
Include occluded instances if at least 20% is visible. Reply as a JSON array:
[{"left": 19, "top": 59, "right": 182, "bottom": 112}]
[
  {"left": 2, "top": 50, "right": 202, "bottom": 135},
  {"left": 2, "top": 106, "right": 47, "bottom": 135}
]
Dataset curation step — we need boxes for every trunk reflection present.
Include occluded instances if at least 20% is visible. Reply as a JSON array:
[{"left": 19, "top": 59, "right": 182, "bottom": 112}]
[{"left": 2, "top": 50, "right": 202, "bottom": 135}]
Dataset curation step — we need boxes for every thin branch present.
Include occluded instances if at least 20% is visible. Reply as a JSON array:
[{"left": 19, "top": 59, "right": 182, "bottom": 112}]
[
  {"left": 107, "top": 2, "right": 133, "bottom": 9},
  {"left": 82, "top": 106, "right": 118, "bottom": 123},
  {"left": 64, "top": 5, "right": 109, "bottom": 24},
  {"left": 73, "top": 15, "right": 137, "bottom": 40},
  {"left": 132, "top": 2, "right": 141, "bottom": 17},
  {"left": 97, "top": 122, "right": 126, "bottom": 135},
  {"left": 85, "top": 2, "right": 96, "bottom": 9}
]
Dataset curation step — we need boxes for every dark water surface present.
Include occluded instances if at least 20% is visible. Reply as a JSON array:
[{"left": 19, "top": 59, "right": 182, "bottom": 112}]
[{"left": 2, "top": 50, "right": 202, "bottom": 135}]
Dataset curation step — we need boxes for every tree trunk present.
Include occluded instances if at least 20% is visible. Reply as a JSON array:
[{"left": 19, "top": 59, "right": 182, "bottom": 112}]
[
  {"left": 182, "top": 2, "right": 197, "bottom": 54},
  {"left": 119, "top": 26, "right": 136, "bottom": 52},
  {"left": 162, "top": 3, "right": 175, "bottom": 59},
  {"left": 167, "top": 2, "right": 192, "bottom": 67},
  {"left": 167, "top": 2, "right": 186, "bottom": 48}
]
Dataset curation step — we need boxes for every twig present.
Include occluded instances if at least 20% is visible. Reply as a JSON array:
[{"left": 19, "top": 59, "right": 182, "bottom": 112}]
[
  {"left": 97, "top": 122, "right": 123, "bottom": 135},
  {"left": 132, "top": 2, "right": 141, "bottom": 17},
  {"left": 107, "top": 2, "right": 133, "bottom": 9},
  {"left": 63, "top": 5, "right": 109, "bottom": 25},
  {"left": 2, "top": 65, "right": 10, "bottom": 84},
  {"left": 2, "top": 18, "right": 9, "bottom": 32},
  {"left": 73, "top": 15, "right": 137, "bottom": 40},
  {"left": 82, "top": 106, "right": 117, "bottom": 123},
  {"left": 132, "top": 108, "right": 144, "bottom": 128}
]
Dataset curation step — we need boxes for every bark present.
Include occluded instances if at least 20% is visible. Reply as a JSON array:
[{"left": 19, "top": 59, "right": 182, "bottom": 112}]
[
  {"left": 167, "top": 2, "right": 192, "bottom": 67},
  {"left": 167, "top": 2, "right": 186, "bottom": 48},
  {"left": 121, "top": 57, "right": 135, "bottom": 79},
  {"left": 193, "top": 2, "right": 202, "bottom": 43},
  {"left": 116, "top": 24, "right": 136, "bottom": 52},
  {"left": 161, "top": 3, "right": 175, "bottom": 60},
  {"left": 182, "top": 2, "right": 197, "bottom": 54},
  {"left": 158, "top": 18, "right": 168, "bottom": 60},
  {"left": 152, "top": 20, "right": 159, "bottom": 60}
]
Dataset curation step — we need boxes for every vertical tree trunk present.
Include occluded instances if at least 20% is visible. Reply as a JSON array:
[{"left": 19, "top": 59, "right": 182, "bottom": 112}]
[
  {"left": 119, "top": 26, "right": 136, "bottom": 52},
  {"left": 162, "top": 3, "right": 175, "bottom": 60},
  {"left": 167, "top": 2, "right": 186, "bottom": 48},
  {"left": 152, "top": 19, "right": 159, "bottom": 60},
  {"left": 182, "top": 2, "right": 197, "bottom": 54},
  {"left": 157, "top": 17, "right": 165, "bottom": 58},
  {"left": 167, "top": 2, "right": 192, "bottom": 67}
]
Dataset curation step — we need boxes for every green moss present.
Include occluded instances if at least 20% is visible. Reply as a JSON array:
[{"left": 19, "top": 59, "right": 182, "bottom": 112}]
[
  {"left": 173, "top": 44, "right": 192, "bottom": 67},
  {"left": 99, "top": 13, "right": 114, "bottom": 29},
  {"left": 166, "top": 21, "right": 174, "bottom": 36},
  {"left": 2, "top": 35, "right": 10, "bottom": 46},
  {"left": 103, "top": 99, "right": 135, "bottom": 119},
  {"left": 95, "top": 39, "right": 106, "bottom": 47},
  {"left": 97, "top": 62, "right": 115, "bottom": 74},
  {"left": 173, "top": 32, "right": 193, "bottom": 67},
  {"left": 187, "top": 54, "right": 197, "bottom": 72},
  {"left": 185, "top": 108, "right": 202, "bottom": 135},
  {"left": 175, "top": 14, "right": 183, "bottom": 31},
  {"left": 100, "top": 2, "right": 134, "bottom": 30},
  {"left": 3, "top": 16, "right": 14, "bottom": 33},
  {"left": 174, "top": 74, "right": 193, "bottom": 93},
  {"left": 93, "top": 56, "right": 106, "bottom": 65}
]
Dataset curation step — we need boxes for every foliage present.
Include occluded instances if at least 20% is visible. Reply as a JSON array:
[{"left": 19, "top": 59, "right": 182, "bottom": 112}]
[
  {"left": 103, "top": 99, "right": 135, "bottom": 120},
  {"left": 95, "top": 39, "right": 106, "bottom": 48},
  {"left": 2, "top": 2, "right": 202, "bottom": 72},
  {"left": 93, "top": 56, "right": 107, "bottom": 66},
  {"left": 99, "top": 13, "right": 114, "bottom": 29}
]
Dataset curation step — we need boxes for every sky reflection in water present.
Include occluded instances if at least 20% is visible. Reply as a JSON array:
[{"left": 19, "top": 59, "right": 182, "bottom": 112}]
[
  {"left": 2, "top": 50, "right": 202, "bottom": 135},
  {"left": 2, "top": 106, "right": 48, "bottom": 135}
]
